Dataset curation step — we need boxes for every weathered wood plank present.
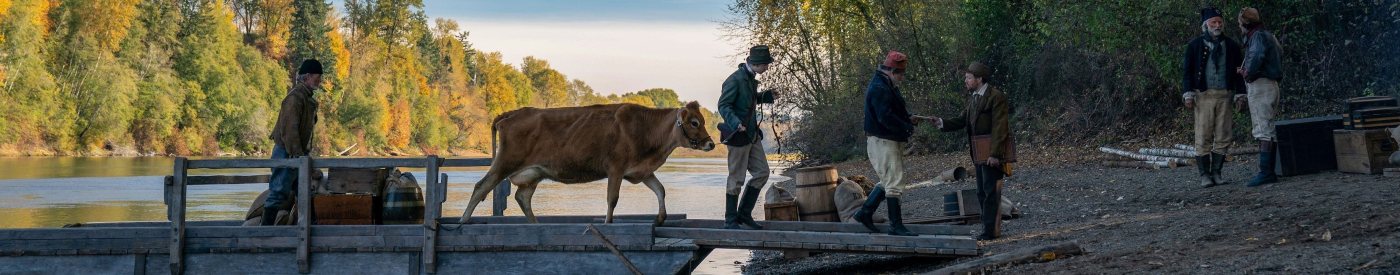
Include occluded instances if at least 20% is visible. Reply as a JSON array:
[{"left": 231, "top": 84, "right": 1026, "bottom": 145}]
[
  {"left": 297, "top": 156, "right": 312, "bottom": 273},
  {"left": 665, "top": 219, "right": 977, "bottom": 236},
  {"left": 0, "top": 227, "right": 168, "bottom": 240},
  {"left": 0, "top": 238, "right": 167, "bottom": 251},
  {"left": 433, "top": 223, "right": 652, "bottom": 237},
  {"left": 170, "top": 157, "right": 187, "bottom": 275},
  {"left": 446, "top": 214, "right": 687, "bottom": 224},
  {"left": 63, "top": 221, "right": 244, "bottom": 228},
  {"left": 313, "top": 158, "right": 431, "bottom": 169},
  {"left": 185, "top": 158, "right": 299, "bottom": 169},
  {"left": 423, "top": 156, "right": 441, "bottom": 275},
  {"left": 927, "top": 242, "right": 1082, "bottom": 275},
  {"left": 655, "top": 227, "right": 978, "bottom": 251}
]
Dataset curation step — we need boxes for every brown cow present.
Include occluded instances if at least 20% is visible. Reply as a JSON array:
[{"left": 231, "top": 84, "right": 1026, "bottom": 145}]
[{"left": 459, "top": 101, "right": 716, "bottom": 225}]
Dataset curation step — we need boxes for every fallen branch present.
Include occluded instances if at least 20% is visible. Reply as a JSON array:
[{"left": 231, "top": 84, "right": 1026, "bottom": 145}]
[
  {"left": 1098, "top": 147, "right": 1193, "bottom": 166},
  {"left": 336, "top": 143, "right": 359, "bottom": 156},
  {"left": 925, "top": 242, "right": 1084, "bottom": 275},
  {"left": 1103, "top": 160, "right": 1176, "bottom": 169}
]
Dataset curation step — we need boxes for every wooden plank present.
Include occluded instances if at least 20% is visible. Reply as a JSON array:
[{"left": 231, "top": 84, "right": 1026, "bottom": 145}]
[
  {"left": 666, "top": 219, "right": 976, "bottom": 236},
  {"left": 64, "top": 221, "right": 244, "bottom": 228},
  {"left": 587, "top": 224, "right": 644, "bottom": 275},
  {"left": 183, "top": 175, "right": 271, "bottom": 185},
  {"left": 441, "top": 158, "right": 492, "bottom": 167},
  {"left": 297, "top": 156, "right": 312, "bottom": 274},
  {"left": 445, "top": 214, "right": 687, "bottom": 224},
  {"left": 0, "top": 238, "right": 167, "bottom": 251},
  {"left": 423, "top": 156, "right": 440, "bottom": 275},
  {"left": 186, "top": 158, "right": 299, "bottom": 169},
  {"left": 655, "top": 227, "right": 977, "bottom": 251},
  {"left": 314, "top": 158, "right": 431, "bottom": 168},
  {"left": 0, "top": 227, "right": 168, "bottom": 240},
  {"left": 170, "top": 157, "right": 187, "bottom": 275}
]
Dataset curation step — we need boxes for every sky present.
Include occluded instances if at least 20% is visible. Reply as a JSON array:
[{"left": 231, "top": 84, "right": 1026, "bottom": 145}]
[{"left": 338, "top": 0, "right": 748, "bottom": 109}]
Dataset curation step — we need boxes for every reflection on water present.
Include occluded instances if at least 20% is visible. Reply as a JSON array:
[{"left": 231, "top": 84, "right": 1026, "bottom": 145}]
[{"left": 0, "top": 157, "right": 785, "bottom": 274}]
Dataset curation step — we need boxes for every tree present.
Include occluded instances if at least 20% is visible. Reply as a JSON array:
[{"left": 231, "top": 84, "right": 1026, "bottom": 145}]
[{"left": 521, "top": 56, "right": 568, "bottom": 107}]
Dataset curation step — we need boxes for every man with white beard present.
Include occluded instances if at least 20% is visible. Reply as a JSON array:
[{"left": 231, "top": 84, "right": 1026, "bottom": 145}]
[{"left": 1181, "top": 7, "right": 1245, "bottom": 188}]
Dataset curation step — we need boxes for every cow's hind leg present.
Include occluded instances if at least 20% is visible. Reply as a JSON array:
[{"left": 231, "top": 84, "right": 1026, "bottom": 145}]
[
  {"left": 460, "top": 168, "right": 510, "bottom": 224},
  {"left": 604, "top": 175, "right": 623, "bottom": 223},
  {"left": 509, "top": 167, "right": 547, "bottom": 223},
  {"left": 641, "top": 174, "right": 667, "bottom": 226}
]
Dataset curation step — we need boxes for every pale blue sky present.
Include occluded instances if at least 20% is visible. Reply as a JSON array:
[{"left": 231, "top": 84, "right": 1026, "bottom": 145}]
[{"left": 331, "top": 0, "right": 745, "bottom": 109}]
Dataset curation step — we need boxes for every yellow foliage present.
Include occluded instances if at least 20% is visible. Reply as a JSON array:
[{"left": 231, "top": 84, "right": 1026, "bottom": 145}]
[{"left": 326, "top": 23, "right": 350, "bottom": 80}]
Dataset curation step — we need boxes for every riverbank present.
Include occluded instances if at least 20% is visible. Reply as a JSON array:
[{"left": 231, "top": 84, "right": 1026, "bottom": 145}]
[{"left": 745, "top": 147, "right": 1400, "bottom": 274}]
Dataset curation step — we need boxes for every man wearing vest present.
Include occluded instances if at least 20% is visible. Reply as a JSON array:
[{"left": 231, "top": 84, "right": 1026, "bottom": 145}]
[
  {"left": 1182, "top": 7, "right": 1246, "bottom": 188},
  {"left": 718, "top": 45, "right": 779, "bottom": 230}
]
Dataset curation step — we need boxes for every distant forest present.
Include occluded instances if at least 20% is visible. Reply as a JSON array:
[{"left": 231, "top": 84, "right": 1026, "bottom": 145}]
[{"left": 0, "top": 0, "right": 719, "bottom": 156}]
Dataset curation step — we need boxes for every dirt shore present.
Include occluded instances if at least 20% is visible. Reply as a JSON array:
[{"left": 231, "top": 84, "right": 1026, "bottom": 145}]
[{"left": 744, "top": 148, "right": 1400, "bottom": 274}]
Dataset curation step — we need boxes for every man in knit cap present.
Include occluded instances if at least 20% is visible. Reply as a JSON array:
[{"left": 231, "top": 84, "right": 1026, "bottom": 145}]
[
  {"left": 853, "top": 51, "right": 920, "bottom": 236},
  {"left": 718, "top": 45, "right": 779, "bottom": 230},
  {"left": 1237, "top": 7, "right": 1286, "bottom": 187},
  {"left": 927, "top": 61, "right": 1014, "bottom": 240},
  {"left": 262, "top": 59, "right": 324, "bottom": 225},
  {"left": 1182, "top": 7, "right": 1245, "bottom": 188}
]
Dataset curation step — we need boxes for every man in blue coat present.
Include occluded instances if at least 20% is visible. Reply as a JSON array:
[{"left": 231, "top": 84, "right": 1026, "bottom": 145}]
[
  {"left": 852, "top": 51, "right": 920, "bottom": 236},
  {"left": 717, "top": 45, "right": 778, "bottom": 230}
]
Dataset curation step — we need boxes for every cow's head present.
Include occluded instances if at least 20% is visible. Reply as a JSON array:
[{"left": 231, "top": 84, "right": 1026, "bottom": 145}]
[{"left": 676, "top": 101, "right": 716, "bottom": 151}]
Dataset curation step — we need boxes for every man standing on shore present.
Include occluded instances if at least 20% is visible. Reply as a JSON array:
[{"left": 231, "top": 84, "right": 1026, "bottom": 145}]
[
  {"left": 853, "top": 51, "right": 919, "bottom": 236},
  {"left": 928, "top": 62, "right": 1013, "bottom": 240},
  {"left": 1182, "top": 7, "right": 1246, "bottom": 188},
  {"left": 718, "top": 45, "right": 778, "bottom": 230},
  {"left": 1238, "top": 7, "right": 1285, "bottom": 187},
  {"left": 262, "top": 59, "right": 323, "bottom": 225}
]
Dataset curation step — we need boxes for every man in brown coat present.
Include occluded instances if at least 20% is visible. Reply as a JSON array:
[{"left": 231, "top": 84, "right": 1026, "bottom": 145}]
[
  {"left": 262, "top": 59, "right": 323, "bottom": 225},
  {"left": 929, "top": 61, "right": 1013, "bottom": 240}
]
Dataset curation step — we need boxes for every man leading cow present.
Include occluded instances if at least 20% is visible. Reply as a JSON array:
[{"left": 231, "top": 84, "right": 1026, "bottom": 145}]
[{"left": 717, "top": 45, "right": 779, "bottom": 230}]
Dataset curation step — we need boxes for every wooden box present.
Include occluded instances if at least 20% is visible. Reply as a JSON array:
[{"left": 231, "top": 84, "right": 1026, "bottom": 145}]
[
  {"left": 1344, "top": 96, "right": 1398, "bottom": 114},
  {"left": 763, "top": 201, "right": 799, "bottom": 222},
  {"left": 1274, "top": 116, "right": 1343, "bottom": 176},
  {"left": 320, "top": 168, "right": 389, "bottom": 195},
  {"left": 1334, "top": 129, "right": 1399, "bottom": 174},
  {"left": 313, "top": 194, "right": 375, "bottom": 225},
  {"left": 943, "top": 189, "right": 981, "bottom": 216}
]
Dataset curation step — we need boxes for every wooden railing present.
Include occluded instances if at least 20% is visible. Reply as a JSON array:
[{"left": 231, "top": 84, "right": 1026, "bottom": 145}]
[{"left": 163, "top": 156, "right": 490, "bottom": 274}]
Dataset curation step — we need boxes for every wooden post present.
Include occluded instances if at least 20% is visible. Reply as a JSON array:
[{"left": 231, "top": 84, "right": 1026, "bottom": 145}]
[
  {"left": 168, "top": 157, "right": 187, "bottom": 275},
  {"left": 297, "top": 156, "right": 311, "bottom": 274},
  {"left": 492, "top": 181, "right": 509, "bottom": 216},
  {"left": 423, "top": 156, "right": 441, "bottom": 274}
]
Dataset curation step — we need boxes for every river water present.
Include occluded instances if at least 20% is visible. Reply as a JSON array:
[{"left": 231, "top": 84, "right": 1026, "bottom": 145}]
[{"left": 0, "top": 157, "right": 787, "bottom": 274}]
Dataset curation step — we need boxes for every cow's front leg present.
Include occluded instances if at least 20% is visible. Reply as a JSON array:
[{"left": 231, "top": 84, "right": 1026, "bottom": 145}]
[
  {"left": 641, "top": 174, "right": 667, "bottom": 226},
  {"left": 605, "top": 175, "right": 623, "bottom": 223},
  {"left": 509, "top": 168, "right": 547, "bottom": 223}
]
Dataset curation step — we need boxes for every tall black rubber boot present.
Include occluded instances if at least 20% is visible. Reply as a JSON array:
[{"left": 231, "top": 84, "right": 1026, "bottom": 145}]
[
  {"left": 1210, "top": 152, "right": 1228, "bottom": 185},
  {"left": 260, "top": 206, "right": 280, "bottom": 226},
  {"left": 886, "top": 197, "right": 917, "bottom": 236},
  {"left": 853, "top": 186, "right": 886, "bottom": 233},
  {"left": 1248, "top": 141, "right": 1279, "bottom": 187},
  {"left": 723, "top": 194, "right": 740, "bottom": 229},
  {"left": 1196, "top": 155, "right": 1215, "bottom": 187},
  {"left": 735, "top": 186, "right": 764, "bottom": 230}
]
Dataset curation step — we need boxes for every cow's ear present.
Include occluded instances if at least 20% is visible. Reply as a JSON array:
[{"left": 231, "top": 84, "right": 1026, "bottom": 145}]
[{"left": 686, "top": 101, "right": 700, "bottom": 110}]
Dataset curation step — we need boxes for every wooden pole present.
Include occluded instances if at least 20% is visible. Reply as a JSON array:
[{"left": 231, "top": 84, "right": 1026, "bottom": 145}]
[
  {"left": 1098, "top": 147, "right": 1193, "bottom": 166},
  {"left": 924, "top": 242, "right": 1084, "bottom": 275},
  {"left": 587, "top": 224, "right": 644, "bottom": 275},
  {"left": 169, "top": 157, "right": 187, "bottom": 275},
  {"left": 423, "top": 156, "right": 441, "bottom": 274},
  {"left": 297, "top": 156, "right": 311, "bottom": 274}
]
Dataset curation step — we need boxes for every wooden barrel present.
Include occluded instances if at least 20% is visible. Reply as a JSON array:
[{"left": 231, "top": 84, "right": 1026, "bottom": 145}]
[
  {"left": 381, "top": 173, "right": 425, "bottom": 225},
  {"left": 794, "top": 166, "right": 839, "bottom": 222}
]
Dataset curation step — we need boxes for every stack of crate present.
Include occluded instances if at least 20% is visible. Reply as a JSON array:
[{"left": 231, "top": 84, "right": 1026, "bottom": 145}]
[{"left": 1343, "top": 96, "right": 1400, "bottom": 130}]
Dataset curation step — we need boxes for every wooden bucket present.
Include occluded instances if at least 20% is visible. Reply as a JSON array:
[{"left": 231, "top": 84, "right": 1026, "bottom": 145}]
[{"left": 794, "top": 166, "right": 839, "bottom": 222}]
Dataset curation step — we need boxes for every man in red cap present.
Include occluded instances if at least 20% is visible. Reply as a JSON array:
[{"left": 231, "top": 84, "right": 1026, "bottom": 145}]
[
  {"left": 928, "top": 61, "right": 1014, "bottom": 240},
  {"left": 852, "top": 51, "right": 920, "bottom": 236}
]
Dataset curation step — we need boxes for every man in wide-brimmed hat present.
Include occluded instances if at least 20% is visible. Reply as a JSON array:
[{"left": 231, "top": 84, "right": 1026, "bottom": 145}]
[
  {"left": 1182, "top": 7, "right": 1246, "bottom": 188},
  {"left": 262, "top": 59, "right": 324, "bottom": 225},
  {"left": 1237, "top": 7, "right": 1285, "bottom": 187},
  {"left": 927, "top": 61, "right": 1014, "bottom": 240},
  {"left": 717, "top": 45, "right": 779, "bottom": 230},
  {"left": 852, "top": 50, "right": 921, "bottom": 236}
]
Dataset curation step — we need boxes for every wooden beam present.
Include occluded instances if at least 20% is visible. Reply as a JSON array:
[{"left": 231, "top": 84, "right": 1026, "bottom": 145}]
[
  {"left": 169, "top": 157, "right": 187, "bottom": 275},
  {"left": 444, "top": 214, "right": 688, "bottom": 224},
  {"left": 297, "top": 156, "right": 311, "bottom": 274},
  {"left": 587, "top": 224, "right": 643, "bottom": 275},
  {"left": 924, "top": 242, "right": 1083, "bottom": 275},
  {"left": 423, "top": 156, "right": 441, "bottom": 274},
  {"left": 313, "top": 158, "right": 431, "bottom": 169},
  {"left": 665, "top": 219, "right": 977, "bottom": 236},
  {"left": 186, "top": 158, "right": 299, "bottom": 169},
  {"left": 654, "top": 227, "right": 977, "bottom": 251}
]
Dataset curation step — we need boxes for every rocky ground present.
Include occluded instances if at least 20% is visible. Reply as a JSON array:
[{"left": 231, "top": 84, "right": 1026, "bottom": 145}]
[{"left": 743, "top": 147, "right": 1400, "bottom": 274}]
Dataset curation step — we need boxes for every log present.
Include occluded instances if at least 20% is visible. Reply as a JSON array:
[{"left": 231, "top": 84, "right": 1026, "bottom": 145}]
[
  {"left": 1098, "top": 147, "right": 1192, "bottom": 166},
  {"left": 1102, "top": 160, "right": 1174, "bottom": 170},
  {"left": 1137, "top": 148, "right": 1197, "bottom": 158},
  {"left": 1172, "top": 144, "right": 1261, "bottom": 155},
  {"left": 924, "top": 242, "right": 1084, "bottom": 275}
]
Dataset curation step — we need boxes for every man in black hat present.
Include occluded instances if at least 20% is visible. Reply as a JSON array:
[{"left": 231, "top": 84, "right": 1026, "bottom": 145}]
[
  {"left": 717, "top": 45, "right": 778, "bottom": 230},
  {"left": 1182, "top": 7, "right": 1245, "bottom": 188},
  {"left": 262, "top": 59, "right": 324, "bottom": 225}
]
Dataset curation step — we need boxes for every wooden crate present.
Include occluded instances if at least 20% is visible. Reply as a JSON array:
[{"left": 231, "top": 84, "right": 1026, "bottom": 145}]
[
  {"left": 763, "top": 201, "right": 799, "bottom": 222},
  {"left": 946, "top": 189, "right": 981, "bottom": 216},
  {"left": 1275, "top": 116, "right": 1343, "bottom": 176},
  {"left": 1334, "top": 129, "right": 1399, "bottom": 174},
  {"left": 319, "top": 168, "right": 389, "bottom": 195},
  {"left": 313, "top": 194, "right": 375, "bottom": 225}
]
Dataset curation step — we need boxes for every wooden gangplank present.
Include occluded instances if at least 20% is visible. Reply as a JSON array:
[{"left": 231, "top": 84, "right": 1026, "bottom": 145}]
[{"left": 655, "top": 219, "right": 981, "bottom": 257}]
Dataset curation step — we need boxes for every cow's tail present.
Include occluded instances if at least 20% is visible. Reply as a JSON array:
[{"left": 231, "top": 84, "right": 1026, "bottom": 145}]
[{"left": 489, "top": 111, "right": 514, "bottom": 158}]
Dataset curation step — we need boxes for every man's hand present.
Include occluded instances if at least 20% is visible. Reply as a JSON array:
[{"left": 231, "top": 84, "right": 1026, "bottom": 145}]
[
  {"left": 1236, "top": 67, "right": 1247, "bottom": 77},
  {"left": 1235, "top": 96, "right": 1247, "bottom": 110},
  {"left": 910, "top": 116, "right": 921, "bottom": 126},
  {"left": 1184, "top": 98, "right": 1196, "bottom": 109},
  {"left": 736, "top": 124, "right": 746, "bottom": 132},
  {"left": 987, "top": 157, "right": 1001, "bottom": 167}
]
